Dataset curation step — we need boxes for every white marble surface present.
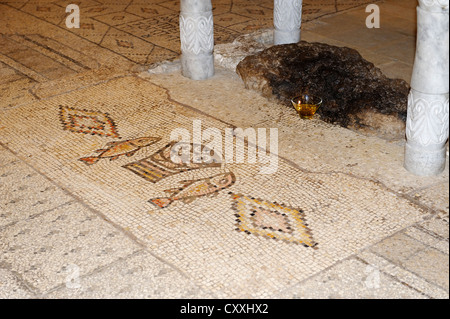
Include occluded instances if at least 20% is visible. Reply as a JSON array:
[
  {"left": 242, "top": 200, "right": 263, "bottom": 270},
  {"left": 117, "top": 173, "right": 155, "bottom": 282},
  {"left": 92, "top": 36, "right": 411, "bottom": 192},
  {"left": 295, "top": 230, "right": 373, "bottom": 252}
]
[
  {"left": 180, "top": 0, "right": 215, "bottom": 80},
  {"left": 405, "top": 0, "right": 449, "bottom": 176},
  {"left": 274, "top": 0, "right": 303, "bottom": 45}
]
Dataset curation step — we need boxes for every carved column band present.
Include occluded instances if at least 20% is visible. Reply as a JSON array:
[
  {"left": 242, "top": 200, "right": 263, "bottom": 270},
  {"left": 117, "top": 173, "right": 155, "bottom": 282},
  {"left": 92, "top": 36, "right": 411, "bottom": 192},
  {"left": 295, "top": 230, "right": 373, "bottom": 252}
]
[
  {"left": 180, "top": 0, "right": 214, "bottom": 80},
  {"left": 274, "top": 0, "right": 303, "bottom": 45},
  {"left": 405, "top": 0, "right": 449, "bottom": 176}
]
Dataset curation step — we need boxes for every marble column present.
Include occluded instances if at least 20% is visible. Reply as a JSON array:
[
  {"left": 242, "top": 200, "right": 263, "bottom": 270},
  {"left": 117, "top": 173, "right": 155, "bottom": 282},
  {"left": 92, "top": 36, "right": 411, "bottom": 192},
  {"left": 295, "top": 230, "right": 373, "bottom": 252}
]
[
  {"left": 274, "top": 0, "right": 303, "bottom": 45},
  {"left": 405, "top": 0, "right": 449, "bottom": 176},
  {"left": 180, "top": 0, "right": 214, "bottom": 80}
]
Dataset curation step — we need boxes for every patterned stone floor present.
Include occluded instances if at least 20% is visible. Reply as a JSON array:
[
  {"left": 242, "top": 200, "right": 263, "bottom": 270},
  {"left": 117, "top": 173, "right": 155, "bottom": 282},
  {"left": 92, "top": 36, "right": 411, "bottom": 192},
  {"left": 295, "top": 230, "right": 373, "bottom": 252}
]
[
  {"left": 1, "top": 0, "right": 378, "bottom": 65},
  {"left": 0, "top": 0, "right": 380, "bottom": 109},
  {"left": 0, "top": 0, "right": 449, "bottom": 299}
]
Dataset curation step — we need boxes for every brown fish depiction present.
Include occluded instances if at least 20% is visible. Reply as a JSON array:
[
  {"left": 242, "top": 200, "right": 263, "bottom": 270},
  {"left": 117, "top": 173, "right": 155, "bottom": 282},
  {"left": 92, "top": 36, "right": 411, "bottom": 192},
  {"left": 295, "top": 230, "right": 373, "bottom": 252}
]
[
  {"left": 79, "top": 137, "right": 161, "bottom": 165},
  {"left": 150, "top": 171, "right": 236, "bottom": 208}
]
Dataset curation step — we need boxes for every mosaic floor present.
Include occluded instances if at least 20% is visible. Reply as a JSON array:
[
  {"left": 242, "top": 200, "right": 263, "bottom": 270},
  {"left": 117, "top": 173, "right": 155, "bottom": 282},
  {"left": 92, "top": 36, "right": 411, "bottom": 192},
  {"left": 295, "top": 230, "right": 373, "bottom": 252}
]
[
  {"left": 0, "top": 0, "right": 448, "bottom": 299},
  {"left": 0, "top": 0, "right": 379, "bottom": 109},
  {"left": 0, "top": 75, "right": 433, "bottom": 296},
  {"left": 1, "top": 0, "right": 378, "bottom": 65}
]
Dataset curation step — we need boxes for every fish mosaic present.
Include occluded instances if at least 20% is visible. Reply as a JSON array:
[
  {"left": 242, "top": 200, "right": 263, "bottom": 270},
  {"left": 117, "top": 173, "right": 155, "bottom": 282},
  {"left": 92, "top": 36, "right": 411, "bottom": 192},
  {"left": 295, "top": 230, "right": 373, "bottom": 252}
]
[
  {"left": 123, "top": 141, "right": 222, "bottom": 183},
  {"left": 79, "top": 137, "right": 161, "bottom": 165},
  {"left": 150, "top": 171, "right": 236, "bottom": 209}
]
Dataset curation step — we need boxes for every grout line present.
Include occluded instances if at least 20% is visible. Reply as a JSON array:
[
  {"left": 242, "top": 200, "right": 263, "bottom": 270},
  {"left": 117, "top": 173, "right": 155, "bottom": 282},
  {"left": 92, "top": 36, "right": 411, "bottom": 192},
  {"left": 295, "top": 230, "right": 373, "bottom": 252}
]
[
  {"left": 0, "top": 200, "right": 76, "bottom": 232},
  {"left": 403, "top": 229, "right": 449, "bottom": 256},
  {"left": 273, "top": 215, "right": 430, "bottom": 298},
  {"left": 272, "top": 252, "right": 357, "bottom": 298},
  {"left": 0, "top": 73, "right": 130, "bottom": 111},
  {"left": 40, "top": 249, "right": 145, "bottom": 297},
  {"left": 367, "top": 249, "right": 449, "bottom": 294},
  {"left": 2, "top": 3, "right": 138, "bottom": 65},
  {"left": 0, "top": 261, "right": 41, "bottom": 299},
  {"left": 354, "top": 255, "right": 433, "bottom": 299},
  {"left": 0, "top": 52, "right": 48, "bottom": 83}
]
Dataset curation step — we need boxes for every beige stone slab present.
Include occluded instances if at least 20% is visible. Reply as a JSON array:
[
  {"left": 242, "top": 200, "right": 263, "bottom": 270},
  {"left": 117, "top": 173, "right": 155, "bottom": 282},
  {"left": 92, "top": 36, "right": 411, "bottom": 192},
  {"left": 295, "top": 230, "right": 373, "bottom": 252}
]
[
  {"left": 369, "top": 233, "right": 428, "bottom": 266},
  {"left": 377, "top": 60, "right": 413, "bottom": 83},
  {"left": 301, "top": 30, "right": 405, "bottom": 69},
  {"left": 359, "top": 250, "right": 449, "bottom": 299},
  {"left": 277, "top": 257, "right": 426, "bottom": 299},
  {"left": 402, "top": 248, "right": 449, "bottom": 291},
  {"left": 405, "top": 226, "right": 449, "bottom": 255},
  {"left": 295, "top": 32, "right": 401, "bottom": 72},
  {"left": 0, "top": 268, "right": 35, "bottom": 298},
  {"left": 300, "top": 30, "right": 351, "bottom": 48},
  {"left": 410, "top": 183, "right": 450, "bottom": 216},
  {"left": 311, "top": 10, "right": 414, "bottom": 51},
  {"left": 344, "top": 2, "right": 417, "bottom": 37},
  {"left": 46, "top": 250, "right": 214, "bottom": 299},
  {"left": 0, "top": 201, "right": 141, "bottom": 294},
  {"left": 378, "top": 0, "right": 418, "bottom": 22},
  {"left": 419, "top": 216, "right": 449, "bottom": 240},
  {"left": 373, "top": 36, "right": 416, "bottom": 65}
]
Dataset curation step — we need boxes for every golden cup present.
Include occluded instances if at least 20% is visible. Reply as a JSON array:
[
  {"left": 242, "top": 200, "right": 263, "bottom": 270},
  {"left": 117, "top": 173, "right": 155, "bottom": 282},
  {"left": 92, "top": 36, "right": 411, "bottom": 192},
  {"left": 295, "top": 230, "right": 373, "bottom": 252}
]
[{"left": 291, "top": 94, "right": 323, "bottom": 119}]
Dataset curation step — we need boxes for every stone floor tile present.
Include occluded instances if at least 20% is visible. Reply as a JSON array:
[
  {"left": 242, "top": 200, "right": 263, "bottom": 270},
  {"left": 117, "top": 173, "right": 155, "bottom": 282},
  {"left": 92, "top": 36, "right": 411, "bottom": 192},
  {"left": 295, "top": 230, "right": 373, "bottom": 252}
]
[
  {"left": 402, "top": 248, "right": 449, "bottom": 291},
  {"left": 373, "top": 36, "right": 416, "bottom": 65},
  {"left": 377, "top": 60, "right": 414, "bottom": 83},
  {"left": 45, "top": 250, "right": 215, "bottom": 299},
  {"left": 379, "top": 0, "right": 418, "bottom": 22},
  {"left": 421, "top": 217, "right": 449, "bottom": 239},
  {"left": 369, "top": 233, "right": 428, "bottom": 266},
  {"left": 139, "top": 68, "right": 290, "bottom": 129},
  {"left": 0, "top": 268, "right": 35, "bottom": 299},
  {"left": 359, "top": 251, "right": 449, "bottom": 299},
  {"left": 410, "top": 183, "right": 450, "bottom": 216},
  {"left": 0, "top": 161, "right": 73, "bottom": 227},
  {"left": 405, "top": 226, "right": 449, "bottom": 255},
  {"left": 345, "top": 2, "right": 417, "bottom": 37},
  {"left": 0, "top": 201, "right": 141, "bottom": 295},
  {"left": 300, "top": 30, "right": 351, "bottom": 48},
  {"left": 311, "top": 10, "right": 412, "bottom": 51},
  {"left": 277, "top": 258, "right": 426, "bottom": 299}
]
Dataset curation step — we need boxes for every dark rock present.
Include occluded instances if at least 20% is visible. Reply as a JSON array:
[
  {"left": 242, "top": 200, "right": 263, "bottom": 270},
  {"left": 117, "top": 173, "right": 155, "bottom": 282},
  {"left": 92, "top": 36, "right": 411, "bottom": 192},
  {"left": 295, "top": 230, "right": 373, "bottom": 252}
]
[{"left": 236, "top": 41, "right": 410, "bottom": 139}]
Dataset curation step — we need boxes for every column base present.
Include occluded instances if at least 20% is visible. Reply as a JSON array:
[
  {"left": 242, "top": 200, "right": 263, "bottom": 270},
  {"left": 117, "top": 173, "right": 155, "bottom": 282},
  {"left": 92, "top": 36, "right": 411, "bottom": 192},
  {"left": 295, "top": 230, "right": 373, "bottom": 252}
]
[
  {"left": 404, "top": 142, "right": 447, "bottom": 176},
  {"left": 274, "top": 29, "right": 301, "bottom": 45},
  {"left": 181, "top": 53, "right": 214, "bottom": 81}
]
